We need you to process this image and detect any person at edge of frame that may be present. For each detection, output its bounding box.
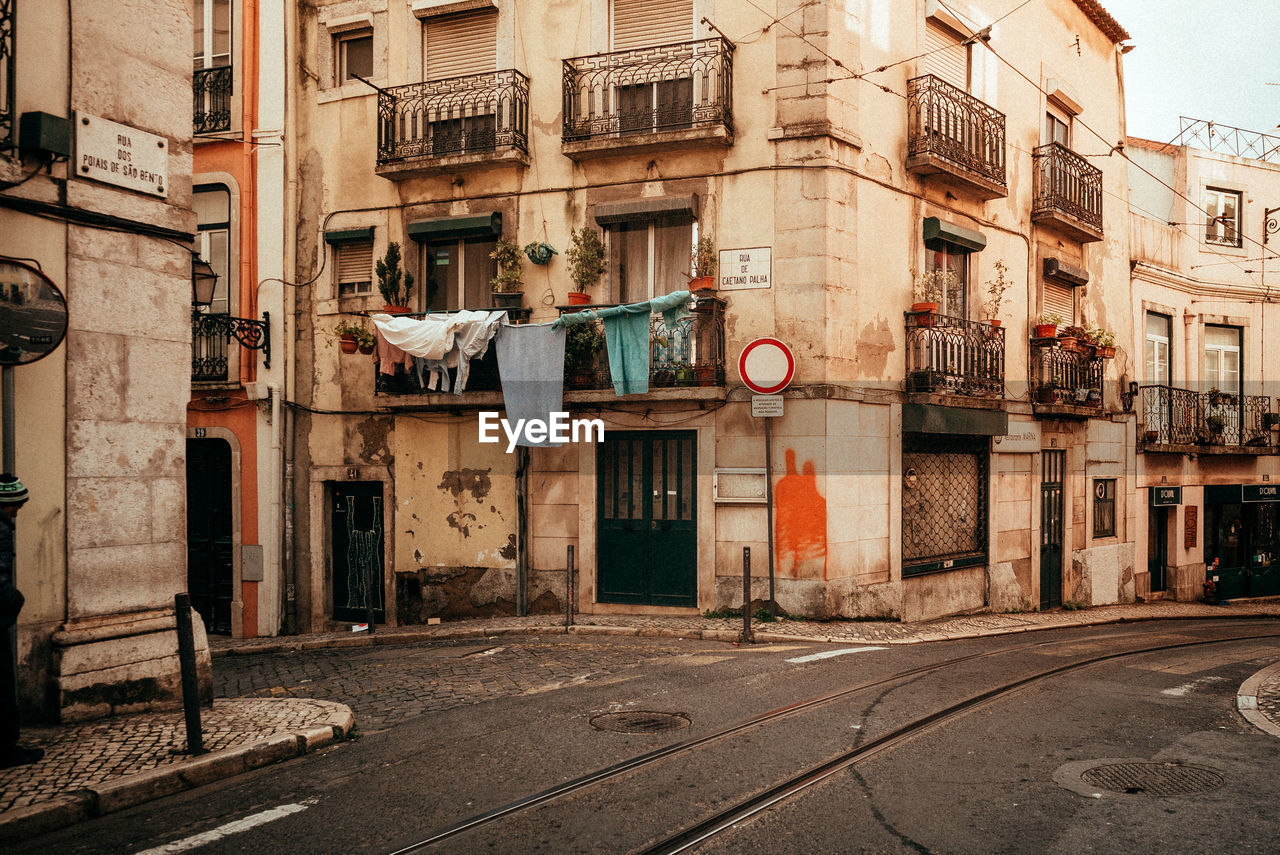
[0,473,43,768]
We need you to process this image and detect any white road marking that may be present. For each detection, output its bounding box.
[1161,675,1228,697]
[786,646,888,663]
[133,799,318,854]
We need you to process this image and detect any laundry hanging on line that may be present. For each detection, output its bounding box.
[552,290,692,396]
[371,310,507,394]
[494,322,567,447]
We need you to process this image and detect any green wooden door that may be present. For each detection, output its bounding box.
[598,432,696,607]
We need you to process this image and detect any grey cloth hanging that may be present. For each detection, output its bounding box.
[495,323,567,447]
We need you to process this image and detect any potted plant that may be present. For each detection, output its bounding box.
[1086,387,1102,405]
[690,234,717,291]
[376,242,414,312]
[523,241,557,265]
[673,362,697,386]
[911,268,953,317]
[1058,324,1087,354]
[1036,312,1063,339]
[564,322,604,387]
[489,238,525,309]
[1093,327,1116,358]
[332,319,375,355]
[1143,427,1160,443]
[566,227,607,306]
[1205,413,1226,441]
[984,259,1009,328]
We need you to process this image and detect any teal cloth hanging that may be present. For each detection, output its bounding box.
[553,291,692,395]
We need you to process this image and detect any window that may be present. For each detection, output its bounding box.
[336,30,373,83]
[922,19,969,91]
[421,239,496,311]
[424,10,496,80]
[1204,187,1242,247]
[1203,325,1241,393]
[193,0,231,70]
[194,185,231,314]
[611,0,694,135]
[1093,478,1116,538]
[926,243,968,318]
[606,219,693,304]
[1144,313,1171,385]
[336,239,373,297]
[1045,109,1070,147]
[902,434,989,575]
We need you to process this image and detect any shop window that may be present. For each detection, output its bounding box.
[422,238,496,311]
[1092,478,1116,538]
[902,433,989,575]
[1204,187,1242,248]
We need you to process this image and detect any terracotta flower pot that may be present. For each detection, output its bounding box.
[358,342,375,355]
[689,275,716,292]
[382,305,411,314]
[567,291,591,306]
[339,334,358,354]
[1035,324,1058,338]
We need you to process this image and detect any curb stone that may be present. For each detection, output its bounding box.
[1237,660,1280,738]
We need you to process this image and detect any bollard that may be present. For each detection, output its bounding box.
[174,593,205,755]
[739,547,754,644]
[566,544,575,627]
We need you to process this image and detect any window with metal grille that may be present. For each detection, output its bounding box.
[1093,478,1116,538]
[902,433,988,575]
[336,239,373,297]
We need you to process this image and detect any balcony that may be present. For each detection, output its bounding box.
[375,70,530,179]
[371,296,726,406]
[905,75,1007,200]
[1031,340,1104,418]
[904,312,1005,400]
[192,311,270,383]
[1032,142,1103,243]
[193,66,233,135]
[561,37,733,160]
[1139,385,1275,453]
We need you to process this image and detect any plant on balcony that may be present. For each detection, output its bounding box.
[523,241,558,265]
[911,268,954,314]
[673,362,697,386]
[984,260,1010,326]
[1092,327,1116,358]
[1057,324,1088,354]
[690,234,718,291]
[376,242,414,312]
[564,322,604,387]
[566,227,607,306]
[489,238,525,308]
[332,319,375,355]
[1036,311,1064,339]
[1205,413,1226,439]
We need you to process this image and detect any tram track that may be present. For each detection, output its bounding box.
[391,622,1280,854]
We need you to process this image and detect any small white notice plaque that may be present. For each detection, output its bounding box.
[75,113,169,197]
[719,247,771,291]
[751,395,784,418]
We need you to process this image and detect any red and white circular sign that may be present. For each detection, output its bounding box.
[738,338,794,394]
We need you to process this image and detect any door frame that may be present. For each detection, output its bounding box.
[575,423,715,614]
[186,427,243,636]
[309,466,396,631]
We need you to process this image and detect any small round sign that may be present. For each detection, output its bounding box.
[0,259,68,366]
[738,337,794,395]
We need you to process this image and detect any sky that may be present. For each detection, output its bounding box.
[1100,0,1278,145]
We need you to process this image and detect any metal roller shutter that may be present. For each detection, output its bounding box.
[1042,281,1075,324]
[923,20,968,91]
[425,11,498,81]
[337,240,374,290]
[612,0,694,51]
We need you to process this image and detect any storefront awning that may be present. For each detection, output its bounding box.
[902,403,1007,436]
[407,212,502,242]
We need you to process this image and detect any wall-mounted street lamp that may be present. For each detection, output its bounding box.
[190,256,271,369]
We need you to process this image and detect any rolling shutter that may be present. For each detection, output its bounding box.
[1042,281,1074,325]
[611,0,694,51]
[337,240,374,293]
[425,11,498,81]
[923,20,968,91]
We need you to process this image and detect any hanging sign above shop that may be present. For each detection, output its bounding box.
[1150,486,1182,506]
[0,260,69,365]
[1244,484,1279,503]
[75,112,169,197]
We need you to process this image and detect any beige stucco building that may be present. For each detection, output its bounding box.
[1,0,208,721]
[286,0,1138,632]
[1128,124,1280,604]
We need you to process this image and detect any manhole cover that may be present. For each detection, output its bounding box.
[1080,762,1224,796]
[589,711,691,733]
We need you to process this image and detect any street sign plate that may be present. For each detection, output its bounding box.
[751,395,784,418]
[739,338,794,394]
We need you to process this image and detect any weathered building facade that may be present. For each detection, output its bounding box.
[1,0,207,721]
[285,0,1137,632]
[1128,123,1280,604]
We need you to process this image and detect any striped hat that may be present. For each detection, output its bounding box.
[0,474,28,504]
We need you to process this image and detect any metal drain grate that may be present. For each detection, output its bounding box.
[1081,763,1224,796]
[589,711,691,733]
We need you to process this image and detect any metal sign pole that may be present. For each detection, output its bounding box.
[2,365,13,472]
[764,414,776,620]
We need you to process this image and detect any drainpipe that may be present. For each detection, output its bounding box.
[280,0,298,635]
[515,445,529,616]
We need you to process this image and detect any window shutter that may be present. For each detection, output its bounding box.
[337,240,374,289]
[611,0,694,51]
[923,20,968,91]
[1042,281,1074,324]
[425,11,498,81]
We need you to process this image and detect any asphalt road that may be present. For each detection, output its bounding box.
[8,620,1280,854]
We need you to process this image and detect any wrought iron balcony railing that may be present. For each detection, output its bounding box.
[193,65,233,134]
[904,312,1005,398]
[1032,344,1104,408]
[906,74,1006,193]
[377,70,529,165]
[192,311,269,382]
[1032,142,1103,237]
[562,37,733,142]
[1139,385,1273,448]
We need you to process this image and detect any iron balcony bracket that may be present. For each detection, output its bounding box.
[193,310,271,369]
